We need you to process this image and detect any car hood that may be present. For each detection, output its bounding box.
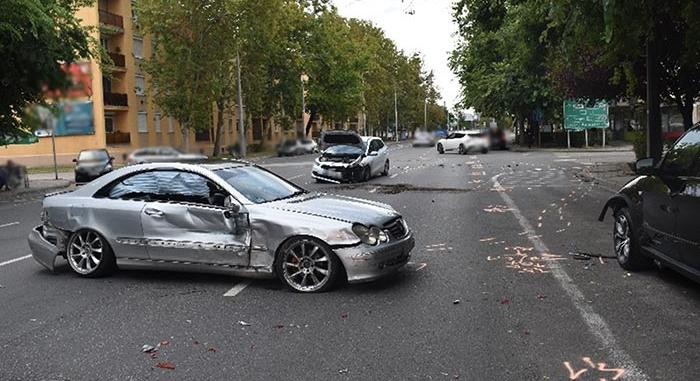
[320,131,363,150]
[264,193,398,225]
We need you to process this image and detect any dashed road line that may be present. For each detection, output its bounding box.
[491,173,649,381]
[224,279,253,297]
[0,221,20,228]
[0,254,32,267]
[390,174,399,179]
[288,174,304,180]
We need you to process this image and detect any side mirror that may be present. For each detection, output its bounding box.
[72,158,77,163]
[109,156,115,162]
[635,157,656,176]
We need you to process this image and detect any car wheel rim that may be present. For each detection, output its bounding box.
[68,231,103,275]
[614,214,631,263]
[282,240,331,292]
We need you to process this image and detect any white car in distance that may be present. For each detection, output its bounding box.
[436,130,489,155]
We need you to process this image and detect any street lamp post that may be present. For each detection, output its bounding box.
[300,73,309,138]
[394,88,398,142]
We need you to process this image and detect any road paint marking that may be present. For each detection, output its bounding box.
[223,279,253,297]
[491,173,649,381]
[288,174,304,180]
[390,174,399,179]
[0,221,20,228]
[0,254,32,267]
[369,187,378,193]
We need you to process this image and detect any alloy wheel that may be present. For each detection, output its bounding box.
[68,231,104,275]
[281,240,332,292]
[614,214,631,263]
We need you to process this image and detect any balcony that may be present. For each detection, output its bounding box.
[103,92,128,108]
[106,131,131,145]
[108,52,126,69]
[99,10,124,33]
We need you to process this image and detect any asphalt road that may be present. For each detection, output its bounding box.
[0,145,698,381]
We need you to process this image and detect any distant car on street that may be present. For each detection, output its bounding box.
[28,162,414,293]
[487,127,514,150]
[436,130,489,155]
[412,130,436,147]
[599,125,700,282]
[312,131,390,183]
[73,149,114,183]
[126,146,207,165]
[277,138,318,156]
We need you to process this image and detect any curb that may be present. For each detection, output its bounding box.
[0,180,73,203]
[512,147,633,153]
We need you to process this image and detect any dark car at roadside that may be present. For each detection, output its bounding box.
[599,125,700,282]
[73,149,114,183]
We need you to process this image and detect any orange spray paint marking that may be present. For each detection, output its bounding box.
[563,357,625,380]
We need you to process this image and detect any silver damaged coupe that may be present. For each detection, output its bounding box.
[28,162,414,292]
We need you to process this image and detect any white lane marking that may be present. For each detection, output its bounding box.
[0,254,32,267]
[288,174,304,180]
[390,174,399,179]
[0,221,20,228]
[491,174,649,381]
[261,162,310,168]
[224,279,253,297]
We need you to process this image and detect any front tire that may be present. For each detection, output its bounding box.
[437,144,444,154]
[458,144,466,155]
[276,237,341,293]
[66,229,116,277]
[382,160,390,176]
[613,208,652,271]
[481,146,489,154]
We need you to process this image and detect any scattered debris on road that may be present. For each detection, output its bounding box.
[338,368,349,374]
[155,362,176,370]
[237,320,252,326]
[453,299,461,305]
[142,344,157,353]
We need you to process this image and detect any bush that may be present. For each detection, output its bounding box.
[632,130,646,160]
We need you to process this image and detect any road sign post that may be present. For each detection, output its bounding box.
[563,100,609,148]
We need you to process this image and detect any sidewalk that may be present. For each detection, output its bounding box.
[576,161,636,191]
[512,144,633,153]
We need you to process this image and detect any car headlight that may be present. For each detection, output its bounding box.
[352,224,388,245]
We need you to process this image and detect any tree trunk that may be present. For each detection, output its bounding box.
[678,93,695,131]
[304,109,317,137]
[212,100,225,158]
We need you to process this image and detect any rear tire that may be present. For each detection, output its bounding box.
[382,160,390,176]
[613,208,653,271]
[481,147,489,154]
[437,144,444,154]
[66,229,116,278]
[458,144,466,155]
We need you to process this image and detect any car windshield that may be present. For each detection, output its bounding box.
[323,145,364,156]
[78,150,108,162]
[213,166,303,204]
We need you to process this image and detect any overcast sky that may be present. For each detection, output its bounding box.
[333,0,461,110]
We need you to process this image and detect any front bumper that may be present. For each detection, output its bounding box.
[28,226,62,272]
[335,230,415,283]
[311,163,363,183]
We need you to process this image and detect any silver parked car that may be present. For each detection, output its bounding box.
[126,146,208,165]
[312,131,390,183]
[28,162,414,292]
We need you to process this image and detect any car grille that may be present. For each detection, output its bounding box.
[384,218,407,240]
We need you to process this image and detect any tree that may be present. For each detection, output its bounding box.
[0,0,96,139]
[137,0,237,151]
[450,0,561,142]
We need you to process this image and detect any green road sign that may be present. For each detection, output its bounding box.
[564,100,609,131]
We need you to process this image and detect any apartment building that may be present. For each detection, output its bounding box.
[0,0,299,167]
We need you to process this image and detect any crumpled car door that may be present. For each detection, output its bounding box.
[140,202,251,266]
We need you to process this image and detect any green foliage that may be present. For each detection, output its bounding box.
[450,0,561,125]
[0,0,96,138]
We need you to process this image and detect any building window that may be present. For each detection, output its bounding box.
[105,115,115,133]
[133,37,143,58]
[138,112,148,133]
[135,75,145,95]
[154,113,161,133]
[168,117,174,134]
